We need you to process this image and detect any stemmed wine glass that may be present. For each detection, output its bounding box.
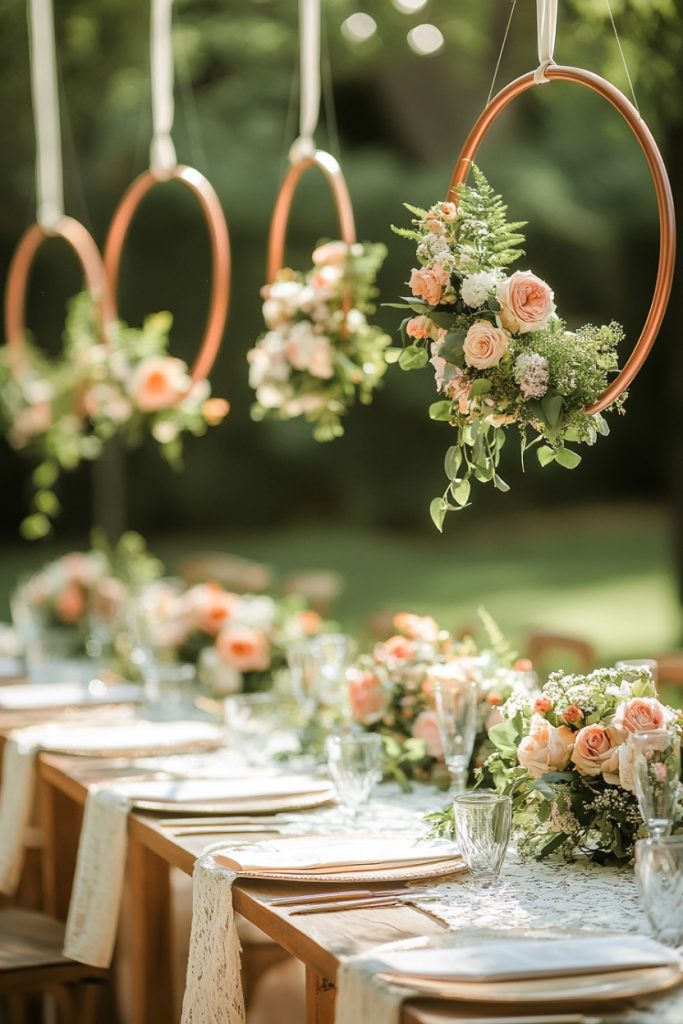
[432,669,479,794]
[627,728,680,838]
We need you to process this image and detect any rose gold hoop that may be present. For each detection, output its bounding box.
[104,165,231,383]
[267,150,356,283]
[4,216,112,352]
[449,66,676,415]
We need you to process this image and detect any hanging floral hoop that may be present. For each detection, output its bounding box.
[4,215,112,351]
[449,65,676,415]
[266,149,356,284]
[104,164,231,383]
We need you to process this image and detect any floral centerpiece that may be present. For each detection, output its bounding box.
[389,166,625,529]
[349,610,538,788]
[0,293,229,538]
[128,579,329,697]
[428,665,683,863]
[248,240,390,441]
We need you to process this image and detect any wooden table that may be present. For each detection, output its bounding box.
[34,750,510,1024]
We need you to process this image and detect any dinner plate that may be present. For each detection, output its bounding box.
[137,790,336,814]
[378,963,683,1004]
[0,681,142,711]
[122,776,336,814]
[38,720,224,758]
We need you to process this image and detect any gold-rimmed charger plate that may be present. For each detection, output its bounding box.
[378,963,683,1004]
[139,791,336,814]
[38,720,224,758]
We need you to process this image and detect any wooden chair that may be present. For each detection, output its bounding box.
[526,629,596,677]
[177,552,273,594]
[0,908,107,1023]
[656,654,683,690]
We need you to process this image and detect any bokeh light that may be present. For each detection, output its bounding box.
[393,0,429,13]
[341,13,378,43]
[407,23,444,55]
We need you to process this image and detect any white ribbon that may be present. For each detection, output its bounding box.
[149,0,177,172]
[534,0,558,85]
[289,0,321,164]
[27,0,64,229]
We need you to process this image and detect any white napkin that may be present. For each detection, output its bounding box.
[215,836,460,875]
[336,955,410,1024]
[0,681,141,711]
[180,848,245,1024]
[63,787,131,967]
[125,775,332,806]
[0,733,39,893]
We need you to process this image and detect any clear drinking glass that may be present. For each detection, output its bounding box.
[308,633,356,708]
[144,662,196,719]
[627,728,680,838]
[286,639,319,721]
[615,659,659,685]
[635,837,683,946]
[453,792,512,886]
[325,732,384,821]
[433,674,479,794]
[224,692,287,766]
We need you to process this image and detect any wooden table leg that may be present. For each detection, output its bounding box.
[126,838,174,1024]
[305,966,336,1024]
[38,775,83,920]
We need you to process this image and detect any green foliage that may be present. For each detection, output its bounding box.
[451,164,527,272]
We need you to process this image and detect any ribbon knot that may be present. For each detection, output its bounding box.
[535,0,558,85]
[291,0,321,165]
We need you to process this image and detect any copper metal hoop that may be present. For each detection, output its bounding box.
[104,165,231,383]
[267,150,356,283]
[4,216,112,352]
[449,66,676,415]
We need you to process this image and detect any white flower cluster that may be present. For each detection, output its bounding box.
[514,352,550,399]
[460,270,500,309]
[542,666,650,715]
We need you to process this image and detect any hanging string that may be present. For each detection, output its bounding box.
[289,0,321,163]
[149,0,178,172]
[175,33,208,171]
[321,10,340,160]
[604,0,640,114]
[486,0,518,106]
[27,0,64,229]
[534,0,558,85]
[55,58,94,232]
[280,55,300,171]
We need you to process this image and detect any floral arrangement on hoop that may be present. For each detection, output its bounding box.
[248,241,390,441]
[0,293,229,539]
[349,609,538,788]
[389,166,625,530]
[129,578,330,697]
[428,666,683,864]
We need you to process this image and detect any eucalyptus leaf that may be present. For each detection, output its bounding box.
[451,478,470,506]
[429,497,447,532]
[398,345,429,370]
[541,394,564,428]
[555,447,582,470]
[469,378,492,398]
[537,445,556,467]
[429,400,453,421]
[444,445,462,478]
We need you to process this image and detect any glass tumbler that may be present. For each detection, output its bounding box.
[453,792,512,886]
[325,732,384,821]
[635,837,683,946]
[433,674,479,794]
[627,728,680,838]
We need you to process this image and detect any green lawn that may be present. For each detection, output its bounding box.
[2,501,680,671]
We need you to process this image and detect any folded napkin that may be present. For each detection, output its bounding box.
[0,681,141,711]
[376,934,681,983]
[215,836,460,875]
[0,733,40,893]
[337,955,410,1024]
[125,775,332,806]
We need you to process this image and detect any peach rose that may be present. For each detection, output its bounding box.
[562,704,584,724]
[310,264,343,291]
[409,265,450,306]
[497,271,556,335]
[187,584,239,636]
[348,671,388,725]
[393,612,439,642]
[534,696,553,715]
[55,582,87,624]
[312,241,349,266]
[571,724,619,778]
[406,315,437,341]
[10,401,53,447]
[129,356,190,412]
[378,635,416,662]
[613,697,668,737]
[297,610,323,635]
[517,716,574,779]
[412,710,444,758]
[463,321,509,370]
[202,398,230,425]
[216,626,270,672]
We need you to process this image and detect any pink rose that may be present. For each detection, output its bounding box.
[571,724,619,778]
[216,626,271,672]
[517,716,574,778]
[412,710,444,758]
[376,635,416,662]
[186,583,240,636]
[613,697,668,738]
[348,670,388,725]
[129,356,190,412]
[392,612,439,642]
[497,271,556,335]
[463,321,509,370]
[55,582,87,625]
[406,315,437,341]
[409,265,450,306]
[312,241,349,266]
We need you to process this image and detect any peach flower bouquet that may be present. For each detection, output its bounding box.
[389,166,625,530]
[431,665,683,863]
[0,293,229,538]
[248,241,390,441]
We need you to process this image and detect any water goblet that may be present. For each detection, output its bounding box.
[224,692,288,766]
[453,791,512,886]
[144,662,196,720]
[635,837,683,946]
[432,669,479,794]
[325,732,383,823]
[286,639,319,722]
[308,633,356,709]
[627,728,680,838]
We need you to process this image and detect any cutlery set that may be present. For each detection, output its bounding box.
[267,885,445,915]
